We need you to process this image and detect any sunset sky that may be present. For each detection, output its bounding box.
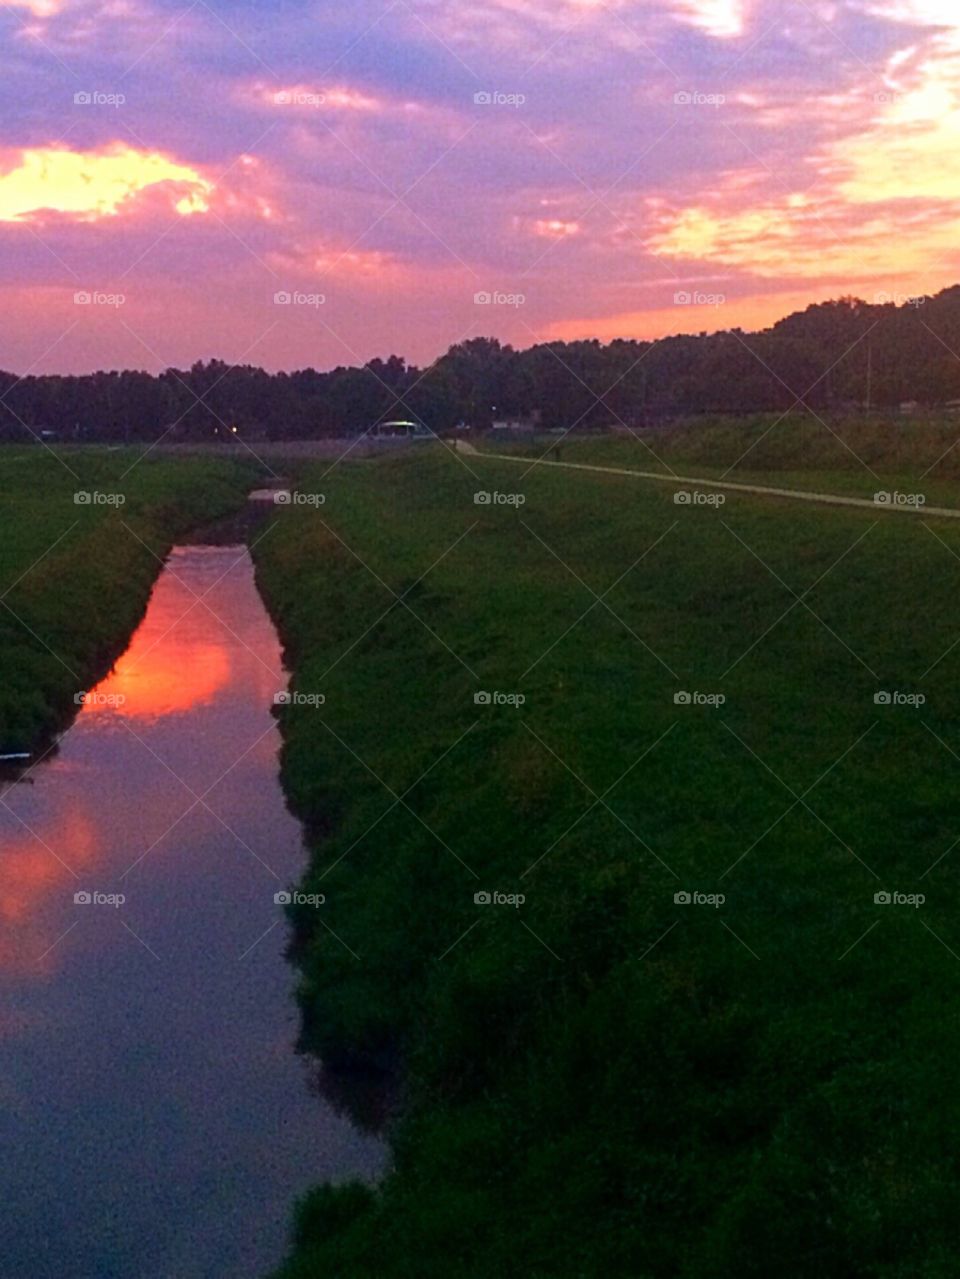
[1,0,959,372]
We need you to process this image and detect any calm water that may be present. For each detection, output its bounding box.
[0,546,383,1279]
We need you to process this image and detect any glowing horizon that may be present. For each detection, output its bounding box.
[0,0,958,373]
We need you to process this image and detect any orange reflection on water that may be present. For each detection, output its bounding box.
[0,548,279,976]
[81,565,237,722]
[82,638,232,721]
[0,808,99,973]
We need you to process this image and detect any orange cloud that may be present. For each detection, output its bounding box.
[0,145,212,223]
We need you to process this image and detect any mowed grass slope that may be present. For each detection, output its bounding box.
[257,447,960,1277]
[0,449,255,753]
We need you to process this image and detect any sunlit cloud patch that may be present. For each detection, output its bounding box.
[0,145,212,222]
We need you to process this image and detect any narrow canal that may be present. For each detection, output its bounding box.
[0,544,384,1278]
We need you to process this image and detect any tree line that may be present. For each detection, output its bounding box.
[3,288,960,442]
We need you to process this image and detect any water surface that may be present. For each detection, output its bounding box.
[0,545,382,1279]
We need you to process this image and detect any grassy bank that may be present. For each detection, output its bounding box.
[0,448,255,754]
[488,412,960,507]
[256,444,960,1277]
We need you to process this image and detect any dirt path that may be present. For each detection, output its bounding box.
[454,440,960,519]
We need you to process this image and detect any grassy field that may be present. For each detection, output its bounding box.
[0,447,255,754]
[486,413,960,508]
[254,440,960,1277]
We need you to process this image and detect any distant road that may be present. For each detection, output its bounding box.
[454,440,960,520]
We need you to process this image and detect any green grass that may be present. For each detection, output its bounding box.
[485,413,960,507]
[255,443,960,1277]
[0,447,256,753]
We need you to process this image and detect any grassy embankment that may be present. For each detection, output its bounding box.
[0,448,255,754]
[256,436,960,1277]
[489,412,960,507]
